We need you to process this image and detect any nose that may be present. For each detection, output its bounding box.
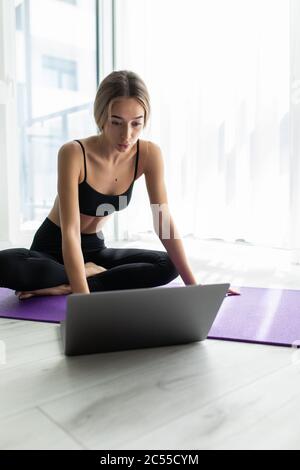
[121,132,131,142]
[121,123,132,140]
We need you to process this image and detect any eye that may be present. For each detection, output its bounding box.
[112,121,142,127]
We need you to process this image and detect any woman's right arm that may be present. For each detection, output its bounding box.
[57,142,90,294]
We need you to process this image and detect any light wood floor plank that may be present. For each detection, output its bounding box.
[39,341,293,450]
[0,407,83,450]
[116,356,300,450]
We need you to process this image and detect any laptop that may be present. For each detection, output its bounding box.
[60,282,230,356]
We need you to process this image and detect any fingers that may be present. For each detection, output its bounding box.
[227,288,240,296]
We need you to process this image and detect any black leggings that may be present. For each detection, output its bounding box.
[0,217,179,293]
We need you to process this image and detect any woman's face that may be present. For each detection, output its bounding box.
[103,97,145,151]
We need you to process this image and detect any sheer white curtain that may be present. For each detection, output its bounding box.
[114,0,290,251]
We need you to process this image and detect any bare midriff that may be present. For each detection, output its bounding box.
[47,195,112,234]
[46,136,146,235]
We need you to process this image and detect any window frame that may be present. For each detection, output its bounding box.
[0,0,116,247]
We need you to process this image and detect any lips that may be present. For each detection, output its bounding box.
[118,143,129,149]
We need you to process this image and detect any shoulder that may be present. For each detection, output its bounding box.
[142,140,168,204]
[58,140,82,156]
[57,140,83,178]
[142,140,164,176]
[59,140,84,155]
[57,140,84,163]
[142,139,162,155]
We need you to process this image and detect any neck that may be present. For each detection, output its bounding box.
[97,134,119,163]
[98,133,132,163]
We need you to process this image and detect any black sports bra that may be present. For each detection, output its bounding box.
[75,139,139,217]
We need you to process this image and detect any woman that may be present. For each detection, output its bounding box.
[0,70,202,300]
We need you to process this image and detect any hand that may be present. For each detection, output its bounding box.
[227,287,240,296]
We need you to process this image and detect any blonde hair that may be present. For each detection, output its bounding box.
[94,70,151,133]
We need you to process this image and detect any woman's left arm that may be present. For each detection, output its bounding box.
[158,220,198,285]
[144,141,198,286]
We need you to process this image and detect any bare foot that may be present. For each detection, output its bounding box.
[16,284,72,300]
[15,263,107,300]
[84,262,107,278]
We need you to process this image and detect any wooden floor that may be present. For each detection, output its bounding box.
[1,237,300,450]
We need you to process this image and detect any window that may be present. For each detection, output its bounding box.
[15,4,23,31]
[58,0,77,5]
[15,0,97,227]
[42,55,78,91]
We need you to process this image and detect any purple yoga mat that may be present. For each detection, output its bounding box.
[0,288,68,323]
[207,286,300,347]
[1,284,300,348]
[0,280,184,324]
